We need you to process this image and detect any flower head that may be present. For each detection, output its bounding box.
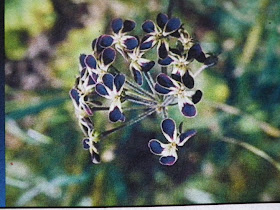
[127,47,155,85]
[154,73,202,117]
[98,19,138,58]
[95,73,126,122]
[83,47,116,79]
[148,118,196,165]
[141,13,181,59]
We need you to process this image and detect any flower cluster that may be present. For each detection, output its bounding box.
[70,13,217,165]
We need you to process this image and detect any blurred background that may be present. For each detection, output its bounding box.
[5,0,280,207]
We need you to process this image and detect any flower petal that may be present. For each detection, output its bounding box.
[158,41,168,59]
[181,102,197,118]
[80,68,87,79]
[95,83,110,97]
[178,129,197,146]
[140,40,154,50]
[140,35,155,50]
[102,73,114,91]
[161,118,177,142]
[122,20,136,33]
[132,67,143,85]
[81,102,93,116]
[80,117,94,136]
[99,35,114,48]
[164,17,181,34]
[82,138,90,150]
[148,139,166,155]
[69,88,80,106]
[87,74,97,87]
[111,18,123,34]
[192,90,203,104]
[159,155,177,166]
[101,47,116,66]
[155,84,172,95]
[204,55,218,67]
[114,74,125,92]
[156,13,168,29]
[123,36,138,50]
[171,73,182,83]
[85,55,97,69]
[142,20,156,33]
[92,36,105,54]
[158,56,173,66]
[90,72,98,84]
[109,106,125,122]
[187,43,206,63]
[182,71,194,89]
[157,73,177,88]
[140,60,155,72]
[79,54,86,68]
[91,153,101,164]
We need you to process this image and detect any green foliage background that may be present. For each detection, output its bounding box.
[5,0,280,207]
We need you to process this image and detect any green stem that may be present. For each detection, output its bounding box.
[100,108,156,138]
[125,94,157,106]
[125,79,156,100]
[161,66,167,74]
[219,136,280,172]
[167,0,175,17]
[203,100,280,138]
[143,71,156,96]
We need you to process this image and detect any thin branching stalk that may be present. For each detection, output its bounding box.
[193,65,208,78]
[143,71,157,96]
[162,95,176,107]
[100,108,156,138]
[125,79,156,100]
[92,106,150,112]
[122,106,151,111]
[125,95,157,107]
[161,66,167,74]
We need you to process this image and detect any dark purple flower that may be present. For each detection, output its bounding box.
[154,73,202,118]
[95,73,126,122]
[148,118,196,165]
[141,13,181,59]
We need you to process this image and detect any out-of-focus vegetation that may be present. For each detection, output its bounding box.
[5,0,280,207]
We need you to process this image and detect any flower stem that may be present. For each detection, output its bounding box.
[125,79,156,100]
[193,65,208,78]
[219,136,280,172]
[167,0,175,17]
[125,94,157,106]
[143,71,157,96]
[161,66,167,74]
[100,108,156,138]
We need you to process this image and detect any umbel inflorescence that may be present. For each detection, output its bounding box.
[70,13,218,166]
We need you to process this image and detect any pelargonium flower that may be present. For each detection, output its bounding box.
[98,19,138,58]
[154,73,202,118]
[127,47,155,85]
[95,73,126,122]
[148,118,196,165]
[140,13,181,59]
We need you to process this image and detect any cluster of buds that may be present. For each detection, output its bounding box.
[70,13,217,166]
